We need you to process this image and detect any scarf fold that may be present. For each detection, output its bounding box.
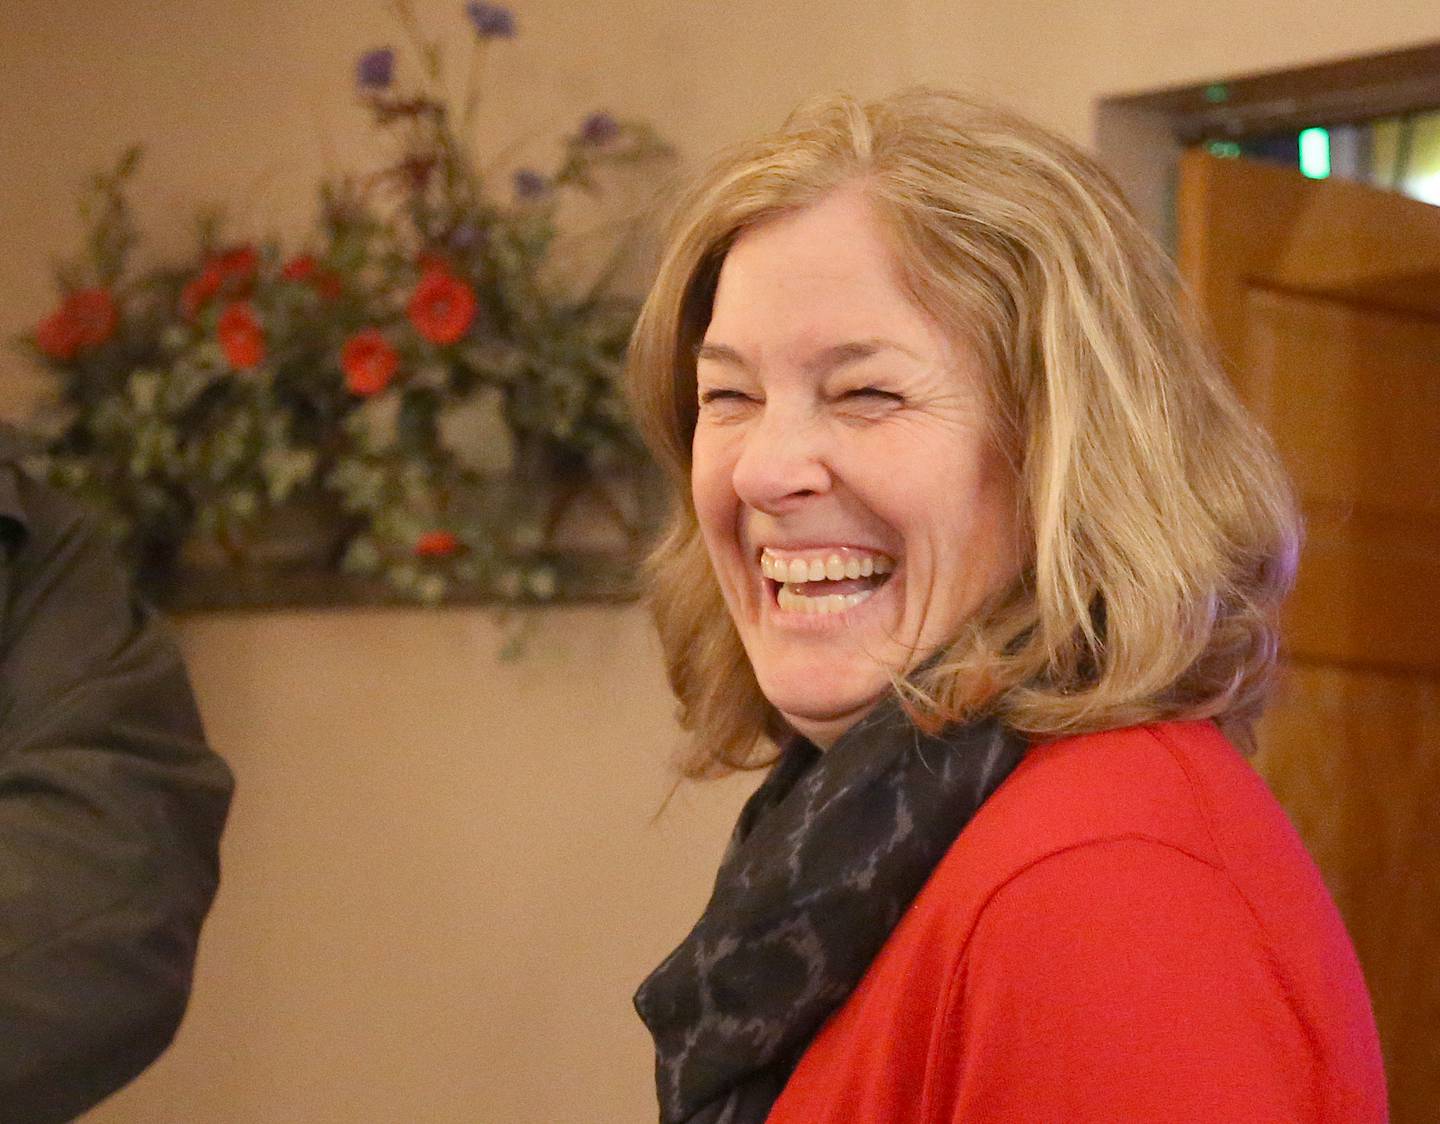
[634,699,1028,1124]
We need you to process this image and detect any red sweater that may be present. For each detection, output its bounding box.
[765,721,1386,1123]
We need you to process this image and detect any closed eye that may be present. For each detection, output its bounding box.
[698,388,757,405]
[840,387,903,403]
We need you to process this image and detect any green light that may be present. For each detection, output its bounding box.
[1299,127,1330,179]
[1204,83,1229,104]
[1206,140,1242,158]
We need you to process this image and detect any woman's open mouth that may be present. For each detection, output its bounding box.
[759,547,895,617]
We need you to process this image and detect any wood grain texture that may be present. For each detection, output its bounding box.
[1257,666,1440,1124]
[1181,149,1440,1121]
[1242,287,1440,673]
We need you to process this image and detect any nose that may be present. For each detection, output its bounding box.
[729,401,833,514]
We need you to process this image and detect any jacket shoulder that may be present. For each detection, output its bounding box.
[917,722,1260,933]
[976,721,1239,864]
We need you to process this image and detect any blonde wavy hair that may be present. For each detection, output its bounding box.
[626,88,1300,778]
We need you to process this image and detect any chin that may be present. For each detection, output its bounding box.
[757,661,890,748]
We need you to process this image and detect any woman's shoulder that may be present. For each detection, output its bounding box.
[908,720,1387,1121]
[919,720,1377,1059]
[917,719,1340,960]
[958,719,1292,876]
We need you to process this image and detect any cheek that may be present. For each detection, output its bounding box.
[937,457,1020,591]
[972,445,1021,556]
[690,431,739,548]
[899,445,1019,590]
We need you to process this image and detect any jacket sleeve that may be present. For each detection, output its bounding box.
[0,476,233,1124]
[946,838,1313,1123]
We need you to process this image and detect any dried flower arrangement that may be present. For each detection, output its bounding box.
[19,1,671,607]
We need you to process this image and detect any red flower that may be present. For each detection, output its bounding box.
[408,268,476,345]
[218,302,265,370]
[283,254,344,300]
[341,328,399,396]
[213,245,259,284]
[35,310,82,361]
[182,245,258,319]
[66,288,119,348]
[281,254,317,282]
[313,270,344,300]
[35,287,118,360]
[181,265,223,319]
[414,530,462,558]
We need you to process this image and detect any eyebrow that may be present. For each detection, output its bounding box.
[694,337,920,375]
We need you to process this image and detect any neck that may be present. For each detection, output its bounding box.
[784,698,883,750]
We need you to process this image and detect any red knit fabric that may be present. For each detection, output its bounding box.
[765,722,1387,1123]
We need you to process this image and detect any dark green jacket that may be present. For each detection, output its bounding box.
[0,431,233,1123]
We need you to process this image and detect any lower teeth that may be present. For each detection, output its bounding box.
[776,584,875,615]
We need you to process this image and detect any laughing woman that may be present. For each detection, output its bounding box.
[628,90,1386,1124]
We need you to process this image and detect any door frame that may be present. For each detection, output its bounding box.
[1095,41,1440,252]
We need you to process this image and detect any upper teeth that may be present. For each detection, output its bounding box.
[759,549,895,584]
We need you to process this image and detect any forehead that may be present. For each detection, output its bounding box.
[705,188,946,361]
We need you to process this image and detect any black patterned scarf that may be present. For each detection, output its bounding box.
[633,698,1028,1124]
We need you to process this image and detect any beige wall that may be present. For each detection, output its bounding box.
[85,606,758,1123]
[0,1,1434,1122]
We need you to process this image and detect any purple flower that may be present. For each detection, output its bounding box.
[579,111,620,146]
[357,47,395,91]
[512,169,548,200]
[449,221,485,250]
[465,2,516,38]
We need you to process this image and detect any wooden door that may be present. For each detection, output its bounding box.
[1179,149,1440,1123]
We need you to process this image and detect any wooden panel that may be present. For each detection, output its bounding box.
[1240,288,1440,672]
[1257,664,1440,1124]
[1287,504,1440,673]
[1180,150,1440,292]
[1241,288,1440,510]
[1182,149,1440,1121]
[1178,150,1440,397]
